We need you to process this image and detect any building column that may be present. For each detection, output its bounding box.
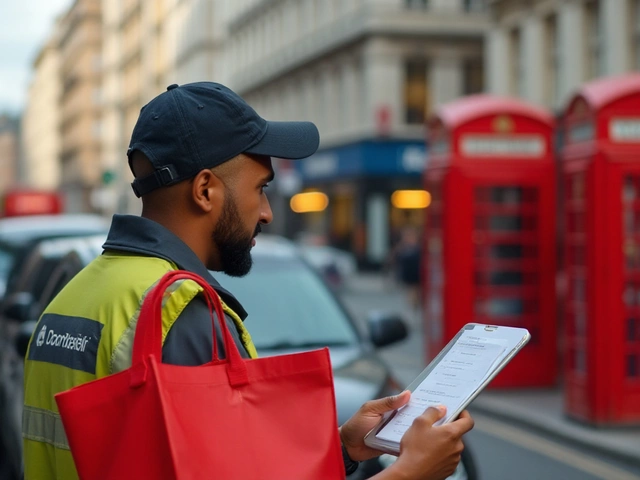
[522,15,545,105]
[429,51,463,112]
[602,0,628,74]
[343,60,358,133]
[486,28,509,95]
[363,39,403,134]
[558,1,586,106]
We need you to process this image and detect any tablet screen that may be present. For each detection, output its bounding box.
[375,325,525,443]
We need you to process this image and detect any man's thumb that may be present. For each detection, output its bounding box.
[420,405,447,425]
[368,390,411,414]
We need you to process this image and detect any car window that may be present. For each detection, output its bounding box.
[0,245,15,293]
[216,256,359,350]
[12,253,63,304]
[38,255,85,313]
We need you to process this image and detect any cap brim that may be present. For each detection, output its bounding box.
[244,121,319,159]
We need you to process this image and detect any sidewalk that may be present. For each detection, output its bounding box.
[470,389,640,469]
[345,272,640,469]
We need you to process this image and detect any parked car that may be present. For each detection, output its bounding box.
[0,214,110,300]
[9,234,476,479]
[297,243,359,288]
[0,216,109,480]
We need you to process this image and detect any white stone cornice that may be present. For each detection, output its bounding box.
[230,5,488,94]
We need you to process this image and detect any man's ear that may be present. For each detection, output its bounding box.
[191,169,224,213]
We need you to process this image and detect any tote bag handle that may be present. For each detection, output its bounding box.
[131,270,249,387]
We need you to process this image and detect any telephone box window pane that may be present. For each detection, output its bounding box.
[490,244,523,259]
[489,215,522,231]
[489,270,523,285]
[573,278,585,302]
[624,210,635,234]
[490,187,523,204]
[627,317,639,341]
[573,245,586,266]
[575,310,587,335]
[624,242,640,269]
[623,176,638,203]
[627,354,639,378]
[486,298,523,316]
[623,284,639,306]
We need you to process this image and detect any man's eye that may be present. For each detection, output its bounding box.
[261,183,270,192]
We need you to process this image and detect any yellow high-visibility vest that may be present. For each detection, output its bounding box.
[22,251,256,480]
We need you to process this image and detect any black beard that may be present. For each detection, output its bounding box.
[213,192,260,277]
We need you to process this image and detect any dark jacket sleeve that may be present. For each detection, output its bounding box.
[162,293,250,366]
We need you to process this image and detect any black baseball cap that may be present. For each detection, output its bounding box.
[127,82,320,197]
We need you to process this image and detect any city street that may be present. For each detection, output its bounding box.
[339,273,640,480]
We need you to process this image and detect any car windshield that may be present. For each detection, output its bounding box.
[216,255,359,350]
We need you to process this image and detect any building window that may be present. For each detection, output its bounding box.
[463,0,484,12]
[544,14,560,107]
[404,59,428,124]
[406,0,429,10]
[585,0,604,78]
[463,60,484,95]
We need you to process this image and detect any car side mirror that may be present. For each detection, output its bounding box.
[367,312,408,348]
[2,291,36,323]
[15,320,38,358]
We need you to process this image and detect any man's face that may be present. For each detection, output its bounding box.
[212,154,274,276]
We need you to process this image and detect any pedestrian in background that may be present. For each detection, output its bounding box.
[387,226,423,316]
[22,82,472,480]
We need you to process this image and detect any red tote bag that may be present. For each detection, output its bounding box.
[55,270,345,480]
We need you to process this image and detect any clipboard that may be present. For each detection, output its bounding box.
[364,323,530,455]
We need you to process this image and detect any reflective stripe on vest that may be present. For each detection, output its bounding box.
[221,298,258,359]
[22,405,69,450]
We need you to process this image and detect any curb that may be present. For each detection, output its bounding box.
[469,400,640,470]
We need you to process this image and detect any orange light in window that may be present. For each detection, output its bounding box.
[290,192,329,213]
[391,190,431,209]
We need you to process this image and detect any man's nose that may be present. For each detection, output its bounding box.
[260,197,273,224]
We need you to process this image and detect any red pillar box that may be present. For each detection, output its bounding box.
[562,73,640,425]
[421,95,557,387]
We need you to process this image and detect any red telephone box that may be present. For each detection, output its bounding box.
[422,95,557,387]
[562,73,640,425]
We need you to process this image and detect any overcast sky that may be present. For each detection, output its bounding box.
[0,1,72,115]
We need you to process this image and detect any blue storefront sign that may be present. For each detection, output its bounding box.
[296,139,428,182]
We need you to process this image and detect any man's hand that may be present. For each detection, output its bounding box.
[381,407,475,480]
[339,390,411,461]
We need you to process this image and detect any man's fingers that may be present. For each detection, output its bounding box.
[450,411,475,434]
[415,405,447,427]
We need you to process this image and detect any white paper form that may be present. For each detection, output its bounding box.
[376,330,508,443]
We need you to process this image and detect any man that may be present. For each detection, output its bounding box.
[23,82,473,479]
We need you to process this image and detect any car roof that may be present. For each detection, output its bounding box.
[36,234,106,258]
[251,234,300,259]
[0,214,109,246]
[24,232,299,271]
